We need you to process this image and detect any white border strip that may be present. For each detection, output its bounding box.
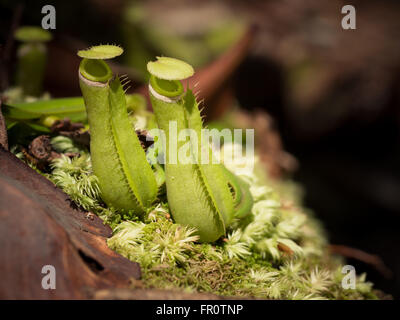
[149,84,183,103]
[78,71,109,87]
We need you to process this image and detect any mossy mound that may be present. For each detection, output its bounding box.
[35,135,376,300]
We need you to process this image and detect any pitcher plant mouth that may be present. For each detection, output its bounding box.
[79,58,113,83]
[149,74,184,99]
[148,83,184,103]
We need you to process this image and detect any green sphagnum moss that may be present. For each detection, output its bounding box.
[42,135,376,300]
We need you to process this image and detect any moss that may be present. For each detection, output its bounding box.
[40,135,377,300]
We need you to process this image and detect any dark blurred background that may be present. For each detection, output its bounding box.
[1,0,399,298]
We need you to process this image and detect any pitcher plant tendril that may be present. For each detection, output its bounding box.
[78,45,158,214]
[147,56,253,242]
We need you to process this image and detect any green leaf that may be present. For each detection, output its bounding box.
[147,56,194,80]
[5,120,18,130]
[3,97,87,122]
[13,97,84,114]
[25,122,51,133]
[2,104,39,120]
